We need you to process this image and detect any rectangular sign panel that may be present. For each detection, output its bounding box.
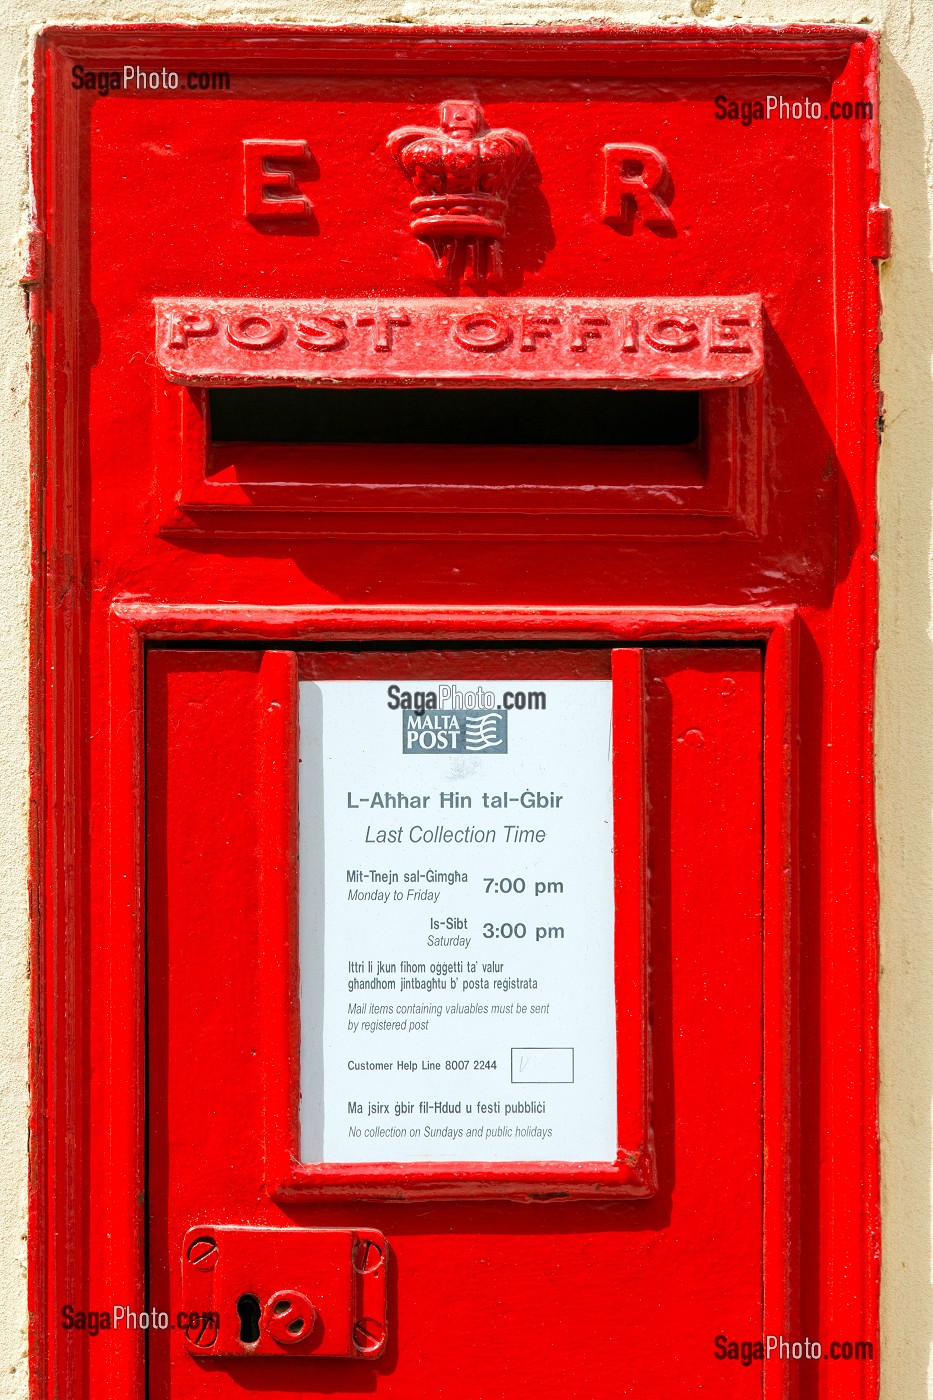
[156,295,763,389]
[298,677,617,1163]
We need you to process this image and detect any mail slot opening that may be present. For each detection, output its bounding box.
[207,387,701,448]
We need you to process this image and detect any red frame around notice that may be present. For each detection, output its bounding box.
[257,645,652,1200]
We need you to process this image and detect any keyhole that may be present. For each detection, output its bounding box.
[237,1293,261,1345]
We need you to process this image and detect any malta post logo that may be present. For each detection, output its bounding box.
[402,709,508,755]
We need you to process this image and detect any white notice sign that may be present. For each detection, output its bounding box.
[298,677,617,1163]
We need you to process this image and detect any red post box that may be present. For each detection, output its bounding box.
[32,25,883,1397]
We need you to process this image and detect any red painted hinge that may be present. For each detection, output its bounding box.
[868,204,892,262]
[19,223,45,287]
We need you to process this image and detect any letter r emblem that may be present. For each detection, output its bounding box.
[601,143,675,234]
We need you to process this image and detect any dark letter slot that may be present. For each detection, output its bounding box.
[208,387,700,449]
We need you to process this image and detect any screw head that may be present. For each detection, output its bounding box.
[185,1313,219,1349]
[352,1238,385,1274]
[353,1316,387,1357]
[186,1236,219,1272]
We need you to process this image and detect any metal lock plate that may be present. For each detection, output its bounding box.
[181,1226,387,1359]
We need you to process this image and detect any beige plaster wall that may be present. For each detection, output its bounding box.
[0,0,923,1393]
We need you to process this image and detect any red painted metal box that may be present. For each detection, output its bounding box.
[32,25,882,1399]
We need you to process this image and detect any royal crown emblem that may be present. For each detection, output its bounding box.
[387,100,532,291]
